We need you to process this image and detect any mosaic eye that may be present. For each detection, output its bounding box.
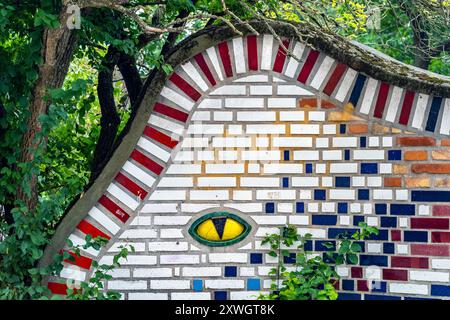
[189,212,251,247]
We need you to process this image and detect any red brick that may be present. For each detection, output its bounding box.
[351,267,363,278]
[412,164,450,174]
[357,280,369,292]
[404,150,427,161]
[431,232,450,243]
[348,124,368,134]
[434,205,450,216]
[397,137,436,146]
[384,177,402,187]
[382,268,408,281]
[391,230,401,241]
[410,218,449,230]
[411,244,450,256]
[441,139,450,146]
[299,98,317,108]
[321,99,337,109]
[391,256,429,269]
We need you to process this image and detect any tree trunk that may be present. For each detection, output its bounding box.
[17,7,77,212]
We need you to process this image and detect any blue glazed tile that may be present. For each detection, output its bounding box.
[348,74,367,106]
[361,163,378,174]
[282,177,289,188]
[388,150,402,161]
[404,231,428,242]
[344,149,350,160]
[193,279,203,292]
[353,215,365,226]
[338,202,348,214]
[425,96,443,132]
[335,177,350,188]
[365,294,400,300]
[342,280,354,291]
[283,252,296,264]
[381,217,397,228]
[340,124,346,134]
[250,253,262,264]
[412,191,450,202]
[431,285,450,297]
[371,281,387,293]
[265,202,275,214]
[404,296,435,300]
[360,137,367,148]
[312,215,337,226]
[383,243,395,254]
[337,293,361,300]
[314,189,326,200]
[224,266,237,277]
[305,163,313,173]
[214,291,228,300]
[358,189,369,200]
[359,255,388,267]
[247,279,261,290]
[353,241,366,252]
[315,240,336,251]
[304,240,313,251]
[296,202,305,214]
[328,228,358,238]
[375,203,387,215]
[367,229,389,241]
[283,150,290,161]
[390,204,415,215]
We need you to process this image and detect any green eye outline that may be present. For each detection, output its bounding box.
[188,212,252,247]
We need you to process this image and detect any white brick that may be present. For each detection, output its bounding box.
[389,283,428,295]
[150,280,190,290]
[160,255,199,264]
[172,292,211,300]
[292,177,319,187]
[332,137,358,147]
[279,111,305,121]
[323,124,336,134]
[250,85,273,95]
[290,124,320,134]
[120,229,157,239]
[225,98,264,108]
[198,177,236,187]
[297,228,326,238]
[263,164,303,174]
[379,163,392,174]
[212,137,251,148]
[206,163,244,174]
[315,138,329,148]
[336,266,349,277]
[246,124,285,134]
[410,270,449,282]
[198,98,222,109]
[234,75,268,82]
[277,85,313,96]
[141,203,178,213]
[209,253,247,263]
[240,268,255,277]
[330,163,358,173]
[289,216,309,225]
[397,244,408,255]
[133,268,172,278]
[431,259,450,270]
[232,190,253,201]
[158,177,193,188]
[182,267,222,277]
[122,161,156,188]
[329,190,355,200]
[308,111,325,121]
[149,190,186,201]
[148,115,184,136]
[129,292,168,300]
[284,42,306,77]
[256,190,296,200]
[210,85,246,95]
[88,207,120,235]
[225,203,262,213]
[241,177,279,187]
[272,137,312,148]
[108,280,147,290]
[181,61,208,91]
[107,183,140,210]
[137,137,171,162]
[237,111,276,122]
[190,190,229,200]
[260,34,274,70]
[268,98,296,108]
[334,68,357,102]
[373,189,393,200]
[160,86,194,111]
[119,255,157,266]
[418,205,431,216]
[68,234,99,257]
[256,137,269,147]
[153,216,191,226]
[229,291,261,300]
[181,137,209,148]
[160,228,184,238]
[148,242,188,251]
[205,280,245,289]
[340,216,350,226]
[367,243,382,253]
[187,124,224,135]
[251,216,287,225]
[108,268,130,278]
[166,164,201,175]
[173,151,194,162]
[278,203,293,213]
[181,203,218,212]
[60,267,86,282]
[322,150,342,160]
[213,111,233,121]
[310,56,335,89]
[353,150,385,160]
[241,150,280,161]
[196,151,215,161]
[367,177,382,187]
[293,150,319,160]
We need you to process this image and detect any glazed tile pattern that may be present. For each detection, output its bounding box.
[47,34,450,300]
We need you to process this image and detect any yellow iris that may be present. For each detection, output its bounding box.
[196,217,245,242]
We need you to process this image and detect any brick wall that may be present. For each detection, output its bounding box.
[46,34,450,300]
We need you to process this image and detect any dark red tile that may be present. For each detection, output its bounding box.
[143,126,178,149]
[130,149,163,175]
[411,244,450,256]
[169,73,201,101]
[194,53,216,86]
[411,218,449,230]
[391,230,402,241]
[98,195,129,223]
[115,172,148,200]
[62,250,93,270]
[297,49,320,84]
[76,219,111,239]
[218,41,233,78]
[272,39,290,73]
[247,35,258,71]
[373,82,390,118]
[153,102,189,122]
[398,91,415,125]
[434,205,450,216]
[351,267,363,278]
[357,280,369,292]
[432,232,450,243]
[323,63,346,96]
[382,268,408,281]
[391,256,429,269]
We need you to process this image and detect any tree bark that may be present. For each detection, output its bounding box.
[17,7,77,212]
